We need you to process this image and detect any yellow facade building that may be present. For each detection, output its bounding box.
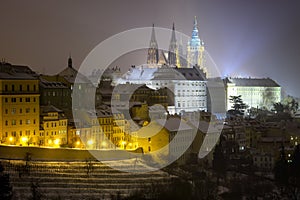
[40,105,68,147]
[0,63,40,146]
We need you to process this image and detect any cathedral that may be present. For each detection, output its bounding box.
[118,17,208,114]
[146,16,207,76]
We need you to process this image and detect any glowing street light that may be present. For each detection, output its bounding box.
[87,140,93,145]
[21,137,28,143]
[121,141,127,149]
[54,139,60,146]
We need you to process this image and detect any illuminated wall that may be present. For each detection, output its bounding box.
[225,78,281,111]
[0,79,40,146]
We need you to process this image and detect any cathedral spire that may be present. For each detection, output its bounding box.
[150,24,157,44]
[187,16,206,73]
[147,24,159,65]
[192,16,199,40]
[170,23,176,44]
[68,54,73,68]
[168,23,179,66]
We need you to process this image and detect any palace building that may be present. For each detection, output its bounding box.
[224,77,281,110]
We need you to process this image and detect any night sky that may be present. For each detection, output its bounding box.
[1,0,300,97]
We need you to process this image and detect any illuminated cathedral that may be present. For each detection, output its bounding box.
[146,16,207,76]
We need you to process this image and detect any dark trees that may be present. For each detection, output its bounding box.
[0,162,12,200]
[228,95,248,116]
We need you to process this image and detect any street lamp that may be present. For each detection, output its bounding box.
[9,137,14,145]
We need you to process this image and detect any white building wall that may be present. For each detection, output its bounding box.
[226,84,281,111]
[118,79,207,114]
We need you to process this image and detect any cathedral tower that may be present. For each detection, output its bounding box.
[187,16,205,72]
[168,23,180,67]
[147,24,159,65]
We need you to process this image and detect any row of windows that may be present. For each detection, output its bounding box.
[4,97,37,103]
[177,100,206,108]
[145,81,206,87]
[4,84,37,92]
[43,91,69,97]
[45,130,67,136]
[5,108,36,114]
[254,157,273,162]
[5,119,36,126]
[4,130,36,137]
[177,82,206,87]
[45,121,67,128]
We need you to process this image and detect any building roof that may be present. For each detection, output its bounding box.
[41,105,63,113]
[175,66,206,81]
[225,77,280,87]
[120,65,206,82]
[39,78,68,89]
[113,83,145,94]
[58,66,91,84]
[156,117,193,132]
[0,62,37,80]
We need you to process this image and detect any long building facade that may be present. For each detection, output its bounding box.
[224,77,281,111]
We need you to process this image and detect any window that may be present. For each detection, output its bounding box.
[33,119,36,124]
[5,109,8,114]
[27,85,30,91]
[12,131,16,137]
[11,108,16,114]
[19,98,22,102]
[20,131,22,136]
[19,85,22,91]
[12,85,15,91]
[26,108,30,113]
[4,85,8,91]
[25,98,30,102]
[33,85,36,91]
[11,98,17,102]
[148,138,151,143]
[12,120,16,125]
[20,109,22,113]
[26,119,30,124]
[5,98,8,103]
[148,146,151,152]
[20,120,22,125]
[5,121,8,126]
[33,97,36,102]
[33,108,36,113]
